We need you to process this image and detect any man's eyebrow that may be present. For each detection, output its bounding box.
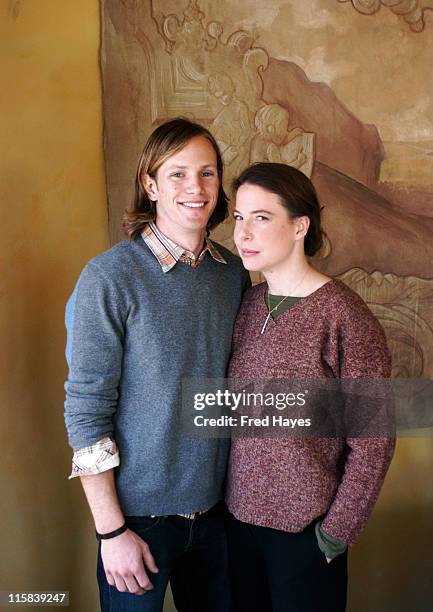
[165,163,217,170]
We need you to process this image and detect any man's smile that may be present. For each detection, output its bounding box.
[179,201,207,208]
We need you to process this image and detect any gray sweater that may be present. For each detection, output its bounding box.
[64,236,249,515]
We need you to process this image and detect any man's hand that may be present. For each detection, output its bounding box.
[101,529,159,595]
[79,471,159,594]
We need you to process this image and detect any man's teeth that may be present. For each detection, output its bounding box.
[180,202,206,208]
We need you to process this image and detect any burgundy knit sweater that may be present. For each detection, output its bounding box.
[226,279,395,545]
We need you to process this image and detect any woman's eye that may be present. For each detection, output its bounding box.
[233,214,242,221]
[201,171,215,177]
[256,215,268,221]
[171,172,184,178]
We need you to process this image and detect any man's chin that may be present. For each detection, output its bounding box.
[184,220,211,232]
[178,209,213,229]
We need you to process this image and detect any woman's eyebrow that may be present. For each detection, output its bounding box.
[234,209,274,215]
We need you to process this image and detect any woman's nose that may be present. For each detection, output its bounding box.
[238,223,252,241]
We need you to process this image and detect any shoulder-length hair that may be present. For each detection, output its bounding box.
[123,118,229,239]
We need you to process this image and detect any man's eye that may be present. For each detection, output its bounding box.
[171,172,184,178]
[201,171,215,177]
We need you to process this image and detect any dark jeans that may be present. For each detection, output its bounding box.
[97,502,230,612]
[227,513,347,612]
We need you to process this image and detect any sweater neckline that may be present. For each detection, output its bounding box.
[259,278,337,327]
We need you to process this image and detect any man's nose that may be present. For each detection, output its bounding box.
[185,174,205,194]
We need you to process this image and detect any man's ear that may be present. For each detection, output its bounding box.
[142,174,158,201]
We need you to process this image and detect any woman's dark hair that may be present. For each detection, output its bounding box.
[123,117,229,239]
[232,163,324,257]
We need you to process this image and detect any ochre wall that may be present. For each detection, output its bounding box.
[0,1,107,610]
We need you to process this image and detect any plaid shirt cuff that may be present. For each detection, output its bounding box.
[70,438,211,518]
[69,437,120,479]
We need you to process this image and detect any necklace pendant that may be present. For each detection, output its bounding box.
[260,312,272,335]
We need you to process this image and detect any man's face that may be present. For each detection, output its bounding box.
[143,136,220,241]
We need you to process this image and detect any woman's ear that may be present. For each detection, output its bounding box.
[142,174,158,202]
[295,216,310,240]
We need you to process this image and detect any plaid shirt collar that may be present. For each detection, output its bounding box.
[141,221,227,273]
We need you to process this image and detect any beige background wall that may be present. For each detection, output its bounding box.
[1,1,107,610]
[0,1,432,611]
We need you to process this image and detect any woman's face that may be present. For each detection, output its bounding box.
[233,183,306,274]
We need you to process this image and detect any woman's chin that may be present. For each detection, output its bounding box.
[240,258,263,273]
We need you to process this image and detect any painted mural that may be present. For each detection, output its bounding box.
[100,0,433,381]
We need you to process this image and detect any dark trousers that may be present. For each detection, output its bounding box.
[97,503,230,612]
[226,513,347,612]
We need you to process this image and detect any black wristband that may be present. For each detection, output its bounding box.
[96,523,127,541]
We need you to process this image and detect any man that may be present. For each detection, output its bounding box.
[64,118,250,611]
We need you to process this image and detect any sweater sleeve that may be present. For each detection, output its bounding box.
[64,262,126,451]
[320,299,395,545]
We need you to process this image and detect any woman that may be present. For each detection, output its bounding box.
[226,163,395,612]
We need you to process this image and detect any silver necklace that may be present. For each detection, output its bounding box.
[260,271,308,335]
